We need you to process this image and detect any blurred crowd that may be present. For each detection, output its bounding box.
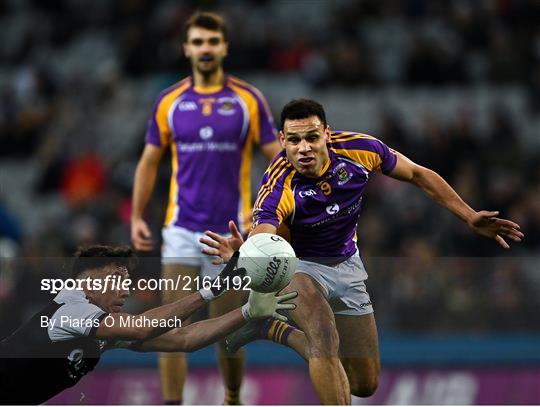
[0,0,539,340]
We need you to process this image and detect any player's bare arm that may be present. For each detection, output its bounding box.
[95,250,255,341]
[389,152,524,248]
[95,290,206,341]
[134,291,297,352]
[131,144,165,251]
[261,140,282,161]
[200,221,277,264]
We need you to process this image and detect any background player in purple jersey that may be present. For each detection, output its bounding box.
[130,11,281,405]
[200,98,524,404]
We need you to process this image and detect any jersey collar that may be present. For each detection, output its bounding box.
[191,74,227,94]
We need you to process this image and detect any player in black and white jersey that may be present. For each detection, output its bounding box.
[0,245,295,404]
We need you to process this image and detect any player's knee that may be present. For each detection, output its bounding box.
[307,323,339,356]
[350,375,378,398]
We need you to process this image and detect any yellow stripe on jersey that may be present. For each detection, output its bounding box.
[275,171,295,224]
[164,142,179,226]
[331,148,383,172]
[254,158,287,207]
[330,132,378,143]
[228,82,260,231]
[320,156,331,175]
[239,133,254,233]
[254,159,290,209]
[264,156,287,176]
[229,76,274,145]
[155,80,191,147]
[330,131,357,139]
[254,157,288,207]
[228,78,264,144]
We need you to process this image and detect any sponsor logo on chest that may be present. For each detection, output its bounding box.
[299,189,317,198]
[178,101,198,111]
[326,203,340,215]
[199,126,214,140]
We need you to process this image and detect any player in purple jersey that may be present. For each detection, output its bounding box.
[130,11,281,405]
[200,99,524,404]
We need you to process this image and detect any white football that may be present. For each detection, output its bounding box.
[238,233,297,293]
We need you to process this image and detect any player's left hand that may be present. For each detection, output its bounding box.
[468,211,524,249]
[241,290,298,322]
[198,251,246,301]
[200,220,245,264]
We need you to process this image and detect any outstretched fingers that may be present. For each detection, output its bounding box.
[200,236,220,250]
[272,312,289,322]
[229,220,242,239]
[276,291,298,302]
[204,230,227,244]
[494,218,522,230]
[499,227,524,242]
[495,234,510,249]
[276,303,297,311]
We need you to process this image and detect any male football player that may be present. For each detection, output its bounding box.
[131,11,281,405]
[201,99,523,404]
[0,245,295,404]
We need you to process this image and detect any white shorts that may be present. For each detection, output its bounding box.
[161,225,223,278]
[295,251,373,316]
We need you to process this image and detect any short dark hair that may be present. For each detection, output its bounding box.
[280,98,327,130]
[71,245,137,278]
[184,11,227,42]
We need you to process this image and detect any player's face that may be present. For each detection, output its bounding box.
[280,116,330,178]
[184,27,228,76]
[85,265,131,313]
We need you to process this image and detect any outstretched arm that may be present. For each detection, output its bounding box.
[135,291,297,352]
[389,152,524,248]
[136,309,246,352]
[96,260,245,341]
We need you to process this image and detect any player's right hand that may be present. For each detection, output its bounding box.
[200,220,244,265]
[131,218,153,251]
[467,210,524,249]
[241,290,297,322]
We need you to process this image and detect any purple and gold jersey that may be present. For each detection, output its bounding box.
[145,75,277,234]
[253,132,397,263]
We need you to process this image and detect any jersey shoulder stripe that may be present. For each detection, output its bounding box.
[254,158,293,209]
[330,131,378,143]
[329,131,395,172]
[154,79,191,147]
[329,131,386,152]
[228,75,272,110]
[228,75,264,97]
[158,76,191,99]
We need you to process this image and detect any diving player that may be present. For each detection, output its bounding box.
[0,245,296,404]
[130,11,281,405]
[200,99,524,404]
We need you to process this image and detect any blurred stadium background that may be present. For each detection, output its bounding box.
[0,0,539,404]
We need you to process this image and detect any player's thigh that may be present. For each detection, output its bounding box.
[161,263,200,304]
[335,313,380,396]
[282,273,339,356]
